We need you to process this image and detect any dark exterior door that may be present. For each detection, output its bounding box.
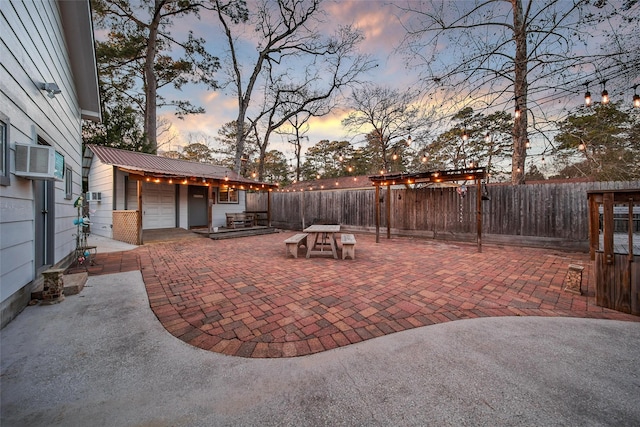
[188,185,208,228]
[34,179,54,274]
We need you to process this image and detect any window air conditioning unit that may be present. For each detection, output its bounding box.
[14,143,58,180]
[85,191,102,202]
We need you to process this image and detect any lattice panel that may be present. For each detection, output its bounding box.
[112,210,141,245]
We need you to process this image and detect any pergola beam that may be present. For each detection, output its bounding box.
[370,167,487,252]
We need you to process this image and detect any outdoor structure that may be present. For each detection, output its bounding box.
[369,167,488,251]
[83,145,278,244]
[587,189,639,315]
[0,0,101,327]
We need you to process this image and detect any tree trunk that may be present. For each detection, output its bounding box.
[511,0,528,184]
[144,0,162,154]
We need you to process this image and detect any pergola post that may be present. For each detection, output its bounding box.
[386,183,391,239]
[375,184,380,243]
[476,178,482,253]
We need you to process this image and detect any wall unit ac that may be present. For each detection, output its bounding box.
[14,143,58,180]
[86,191,102,202]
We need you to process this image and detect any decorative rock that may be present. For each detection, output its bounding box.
[563,264,584,295]
[41,268,65,304]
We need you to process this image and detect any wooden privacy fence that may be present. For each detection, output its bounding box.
[247,180,640,250]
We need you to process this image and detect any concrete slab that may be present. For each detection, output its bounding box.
[2,270,639,426]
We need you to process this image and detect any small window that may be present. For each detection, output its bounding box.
[0,114,9,186]
[65,165,73,199]
[218,187,239,204]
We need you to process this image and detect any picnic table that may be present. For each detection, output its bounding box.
[303,224,340,259]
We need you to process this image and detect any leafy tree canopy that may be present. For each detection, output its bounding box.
[553,101,639,181]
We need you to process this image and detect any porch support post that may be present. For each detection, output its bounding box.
[208,184,213,233]
[137,180,143,245]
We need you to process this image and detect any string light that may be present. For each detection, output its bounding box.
[484,133,490,143]
[578,142,585,151]
[601,80,609,104]
[633,85,640,108]
[525,139,531,149]
[584,87,592,106]
[514,105,521,119]
[462,131,468,141]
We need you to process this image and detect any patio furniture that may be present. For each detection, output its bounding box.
[303,224,340,259]
[226,212,255,228]
[341,234,356,260]
[284,233,309,258]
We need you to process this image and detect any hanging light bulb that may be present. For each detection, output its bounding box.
[392,152,398,161]
[485,133,490,143]
[525,139,531,149]
[541,156,546,164]
[421,152,428,163]
[634,93,640,108]
[600,80,609,104]
[338,153,344,162]
[462,131,468,141]
[407,135,412,145]
[578,142,585,151]
[584,90,592,106]
[514,105,521,119]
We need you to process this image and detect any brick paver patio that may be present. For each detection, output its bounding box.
[86,232,638,358]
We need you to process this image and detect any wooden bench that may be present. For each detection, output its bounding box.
[341,233,356,260]
[225,212,255,228]
[284,233,309,258]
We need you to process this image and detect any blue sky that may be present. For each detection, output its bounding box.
[109,0,638,171]
[156,0,417,157]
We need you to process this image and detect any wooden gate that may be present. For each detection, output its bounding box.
[588,189,640,315]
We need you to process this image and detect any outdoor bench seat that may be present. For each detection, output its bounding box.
[284,233,309,258]
[341,233,356,260]
[226,212,255,228]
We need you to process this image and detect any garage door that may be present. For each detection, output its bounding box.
[142,183,176,229]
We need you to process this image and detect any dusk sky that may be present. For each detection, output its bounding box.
[113,0,638,169]
[157,0,416,158]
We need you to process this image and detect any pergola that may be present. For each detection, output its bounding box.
[369,167,488,252]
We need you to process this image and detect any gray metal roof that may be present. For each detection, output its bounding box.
[86,145,276,189]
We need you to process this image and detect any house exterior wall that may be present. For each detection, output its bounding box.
[212,188,247,227]
[0,1,93,327]
[87,154,115,238]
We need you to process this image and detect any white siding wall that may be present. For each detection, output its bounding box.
[1,1,85,309]
[86,156,114,238]
[178,185,189,229]
[212,189,247,227]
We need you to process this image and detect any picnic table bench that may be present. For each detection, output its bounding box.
[284,233,309,258]
[226,212,255,228]
[341,233,356,260]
